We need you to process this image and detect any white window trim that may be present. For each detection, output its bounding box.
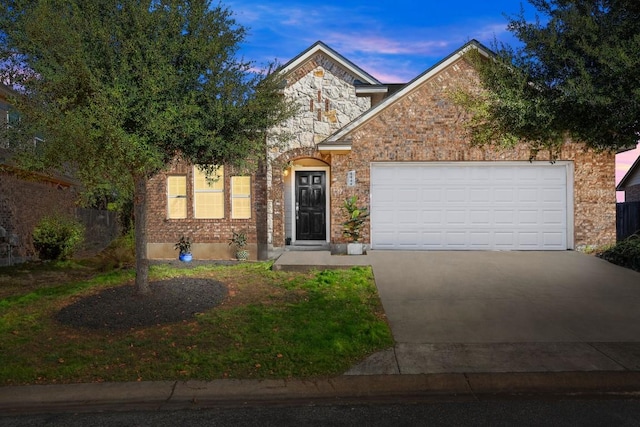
[231,176,252,219]
[193,165,224,219]
[167,175,187,219]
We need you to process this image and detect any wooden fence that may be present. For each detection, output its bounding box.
[617,201,640,241]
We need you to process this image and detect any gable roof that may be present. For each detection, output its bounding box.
[317,39,492,150]
[280,41,382,86]
[617,153,640,191]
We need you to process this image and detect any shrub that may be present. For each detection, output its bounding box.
[32,215,85,261]
[597,235,640,272]
[95,230,135,271]
[342,196,369,243]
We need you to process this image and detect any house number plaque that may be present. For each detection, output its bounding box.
[347,170,356,187]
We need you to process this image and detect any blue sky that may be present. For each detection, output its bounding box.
[225,0,639,195]
[226,0,538,83]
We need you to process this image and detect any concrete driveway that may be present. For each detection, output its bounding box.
[354,250,640,374]
[369,250,640,343]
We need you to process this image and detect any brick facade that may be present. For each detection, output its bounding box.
[0,169,77,264]
[145,41,617,258]
[146,158,266,260]
[324,56,615,248]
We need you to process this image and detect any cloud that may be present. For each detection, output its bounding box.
[226,1,521,81]
[326,33,450,56]
[350,56,418,83]
[227,1,375,31]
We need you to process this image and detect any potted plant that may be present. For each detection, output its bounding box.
[229,230,249,261]
[342,196,369,255]
[174,235,192,262]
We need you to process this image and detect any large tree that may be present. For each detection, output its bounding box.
[459,0,640,157]
[0,0,294,294]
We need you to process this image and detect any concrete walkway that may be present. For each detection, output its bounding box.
[3,250,640,414]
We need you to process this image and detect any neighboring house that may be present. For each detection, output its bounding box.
[146,40,616,260]
[0,83,78,265]
[617,154,640,202]
[616,151,640,240]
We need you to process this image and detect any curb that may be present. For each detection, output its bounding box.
[3,372,640,415]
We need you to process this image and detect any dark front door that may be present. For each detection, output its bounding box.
[296,171,326,241]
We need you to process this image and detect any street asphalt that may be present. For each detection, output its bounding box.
[2,250,640,414]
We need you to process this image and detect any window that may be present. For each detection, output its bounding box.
[231,176,251,219]
[194,165,224,218]
[167,176,187,219]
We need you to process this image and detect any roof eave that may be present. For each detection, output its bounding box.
[617,154,640,190]
[280,41,381,86]
[355,86,389,94]
[317,143,352,153]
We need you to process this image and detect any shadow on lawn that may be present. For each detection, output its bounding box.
[56,278,227,330]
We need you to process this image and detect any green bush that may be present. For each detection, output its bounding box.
[32,215,85,261]
[597,235,640,272]
[95,230,135,271]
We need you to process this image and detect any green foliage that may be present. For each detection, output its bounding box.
[228,230,248,248]
[0,0,296,292]
[597,235,640,272]
[451,51,565,160]
[342,196,369,242]
[32,215,84,261]
[174,236,192,255]
[94,231,135,271]
[457,1,640,154]
[0,0,296,179]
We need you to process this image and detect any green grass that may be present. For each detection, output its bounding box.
[0,262,393,384]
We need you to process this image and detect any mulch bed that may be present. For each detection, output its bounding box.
[56,277,227,330]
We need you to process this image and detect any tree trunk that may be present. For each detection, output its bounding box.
[134,175,150,295]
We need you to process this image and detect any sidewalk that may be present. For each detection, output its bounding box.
[272,250,371,271]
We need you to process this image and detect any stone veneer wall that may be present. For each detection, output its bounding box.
[266,53,373,247]
[274,52,371,153]
[326,57,616,248]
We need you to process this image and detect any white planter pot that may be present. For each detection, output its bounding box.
[347,243,364,255]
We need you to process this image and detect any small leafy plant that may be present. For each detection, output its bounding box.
[174,236,192,255]
[342,196,369,243]
[228,230,247,248]
[32,214,85,261]
[229,230,249,260]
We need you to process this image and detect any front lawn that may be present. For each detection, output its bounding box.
[0,262,393,385]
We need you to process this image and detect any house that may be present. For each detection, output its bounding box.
[616,151,640,240]
[617,154,640,202]
[146,40,616,259]
[0,83,78,265]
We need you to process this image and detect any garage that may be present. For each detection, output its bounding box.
[370,162,573,250]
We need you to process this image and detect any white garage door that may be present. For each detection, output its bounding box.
[370,162,573,250]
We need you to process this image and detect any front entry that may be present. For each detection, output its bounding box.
[295,171,326,241]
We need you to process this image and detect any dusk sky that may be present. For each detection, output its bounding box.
[226,0,639,198]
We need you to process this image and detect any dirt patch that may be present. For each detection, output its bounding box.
[0,264,98,299]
